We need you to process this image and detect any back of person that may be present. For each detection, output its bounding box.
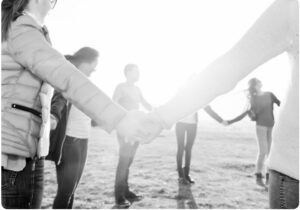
[252,92,276,127]
[179,113,198,124]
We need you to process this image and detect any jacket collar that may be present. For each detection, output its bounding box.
[22,11,44,27]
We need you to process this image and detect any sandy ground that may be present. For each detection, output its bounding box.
[42,121,269,209]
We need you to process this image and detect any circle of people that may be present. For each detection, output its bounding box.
[1,0,298,209]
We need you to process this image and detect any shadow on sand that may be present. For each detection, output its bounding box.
[176,182,198,209]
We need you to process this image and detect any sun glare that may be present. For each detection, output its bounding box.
[47,0,289,119]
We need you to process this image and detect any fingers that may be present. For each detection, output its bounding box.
[221,120,229,126]
[116,110,164,145]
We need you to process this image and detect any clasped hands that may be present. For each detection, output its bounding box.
[115,110,164,144]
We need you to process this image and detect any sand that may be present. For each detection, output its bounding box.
[42,120,268,209]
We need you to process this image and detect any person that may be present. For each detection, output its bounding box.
[223,78,280,187]
[1,0,149,208]
[112,64,152,208]
[176,106,226,185]
[144,0,298,208]
[47,48,99,209]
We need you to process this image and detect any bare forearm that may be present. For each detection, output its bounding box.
[155,0,291,128]
[204,106,223,123]
[228,111,249,125]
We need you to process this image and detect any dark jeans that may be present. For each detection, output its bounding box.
[175,122,197,177]
[1,157,44,209]
[269,169,299,209]
[53,136,88,209]
[115,136,139,202]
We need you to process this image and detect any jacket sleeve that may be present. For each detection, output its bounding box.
[155,0,294,128]
[7,17,126,132]
[51,91,67,122]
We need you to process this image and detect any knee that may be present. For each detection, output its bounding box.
[185,145,193,153]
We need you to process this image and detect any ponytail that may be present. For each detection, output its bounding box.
[2,0,29,42]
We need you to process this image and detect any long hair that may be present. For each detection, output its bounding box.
[66,47,99,67]
[247,77,261,111]
[2,0,29,42]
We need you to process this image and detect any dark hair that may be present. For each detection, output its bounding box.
[248,78,261,98]
[2,0,29,42]
[247,78,261,111]
[65,47,99,67]
[124,63,138,76]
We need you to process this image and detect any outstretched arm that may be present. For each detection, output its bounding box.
[203,106,224,123]
[154,0,294,129]
[227,110,249,125]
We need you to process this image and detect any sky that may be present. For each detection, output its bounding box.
[46,0,291,121]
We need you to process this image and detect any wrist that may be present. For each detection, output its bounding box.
[150,109,167,129]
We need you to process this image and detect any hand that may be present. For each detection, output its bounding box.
[221,120,229,126]
[50,114,58,130]
[115,110,164,144]
[138,111,164,144]
[115,110,149,143]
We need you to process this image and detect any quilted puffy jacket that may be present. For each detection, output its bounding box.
[2,14,126,158]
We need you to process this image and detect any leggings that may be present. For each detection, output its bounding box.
[53,136,88,209]
[255,125,273,174]
[175,122,197,174]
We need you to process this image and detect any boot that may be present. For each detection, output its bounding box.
[177,167,189,184]
[184,166,195,184]
[177,167,184,178]
[255,173,265,187]
[265,172,269,186]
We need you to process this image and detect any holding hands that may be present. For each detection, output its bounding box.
[221,120,230,126]
[115,110,164,144]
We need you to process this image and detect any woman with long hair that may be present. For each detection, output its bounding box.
[225,78,280,187]
[146,0,298,208]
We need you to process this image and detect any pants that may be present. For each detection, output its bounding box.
[269,169,299,209]
[175,122,197,177]
[1,157,44,209]
[115,136,139,202]
[53,136,88,209]
[255,125,273,174]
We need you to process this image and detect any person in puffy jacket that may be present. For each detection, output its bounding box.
[1,0,149,208]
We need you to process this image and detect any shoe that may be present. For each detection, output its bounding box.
[125,191,143,203]
[116,198,131,209]
[177,167,184,178]
[178,177,189,185]
[184,166,195,184]
[185,175,195,184]
[254,173,265,187]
